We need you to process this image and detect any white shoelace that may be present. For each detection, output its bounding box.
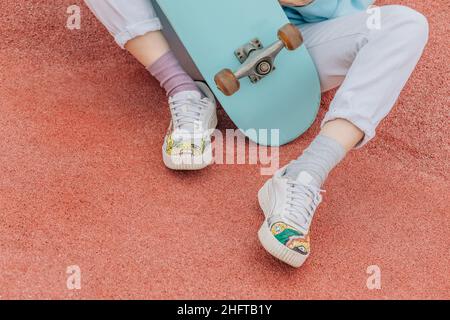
[170,96,210,132]
[285,180,325,232]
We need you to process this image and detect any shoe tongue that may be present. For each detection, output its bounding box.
[296,171,314,185]
[172,90,202,101]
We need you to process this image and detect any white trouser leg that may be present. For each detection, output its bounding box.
[84,0,162,48]
[301,5,429,147]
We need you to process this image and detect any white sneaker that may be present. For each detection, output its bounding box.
[163,82,218,170]
[258,167,324,267]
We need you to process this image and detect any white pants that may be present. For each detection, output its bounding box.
[85,1,429,147]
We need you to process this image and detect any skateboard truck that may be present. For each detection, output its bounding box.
[234,38,279,84]
[214,23,303,96]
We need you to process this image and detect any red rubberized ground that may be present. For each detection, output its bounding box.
[0,1,448,299]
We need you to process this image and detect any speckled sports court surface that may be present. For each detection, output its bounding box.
[0,0,448,299]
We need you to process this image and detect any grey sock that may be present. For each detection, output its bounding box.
[285,135,346,186]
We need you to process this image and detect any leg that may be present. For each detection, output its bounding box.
[84,0,218,169]
[258,6,429,268]
[321,119,363,152]
[126,31,170,67]
[287,5,429,179]
[84,0,163,56]
[306,5,429,149]
[84,0,197,95]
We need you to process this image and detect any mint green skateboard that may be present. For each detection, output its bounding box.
[155,0,321,146]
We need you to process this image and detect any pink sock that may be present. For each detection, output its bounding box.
[147,51,200,97]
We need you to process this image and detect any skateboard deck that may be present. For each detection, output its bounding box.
[155,0,321,146]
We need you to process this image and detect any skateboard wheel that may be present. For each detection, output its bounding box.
[214,69,240,96]
[278,23,303,51]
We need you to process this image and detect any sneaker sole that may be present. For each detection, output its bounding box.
[257,182,309,268]
[163,113,218,171]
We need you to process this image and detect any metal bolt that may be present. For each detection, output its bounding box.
[256,61,272,75]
